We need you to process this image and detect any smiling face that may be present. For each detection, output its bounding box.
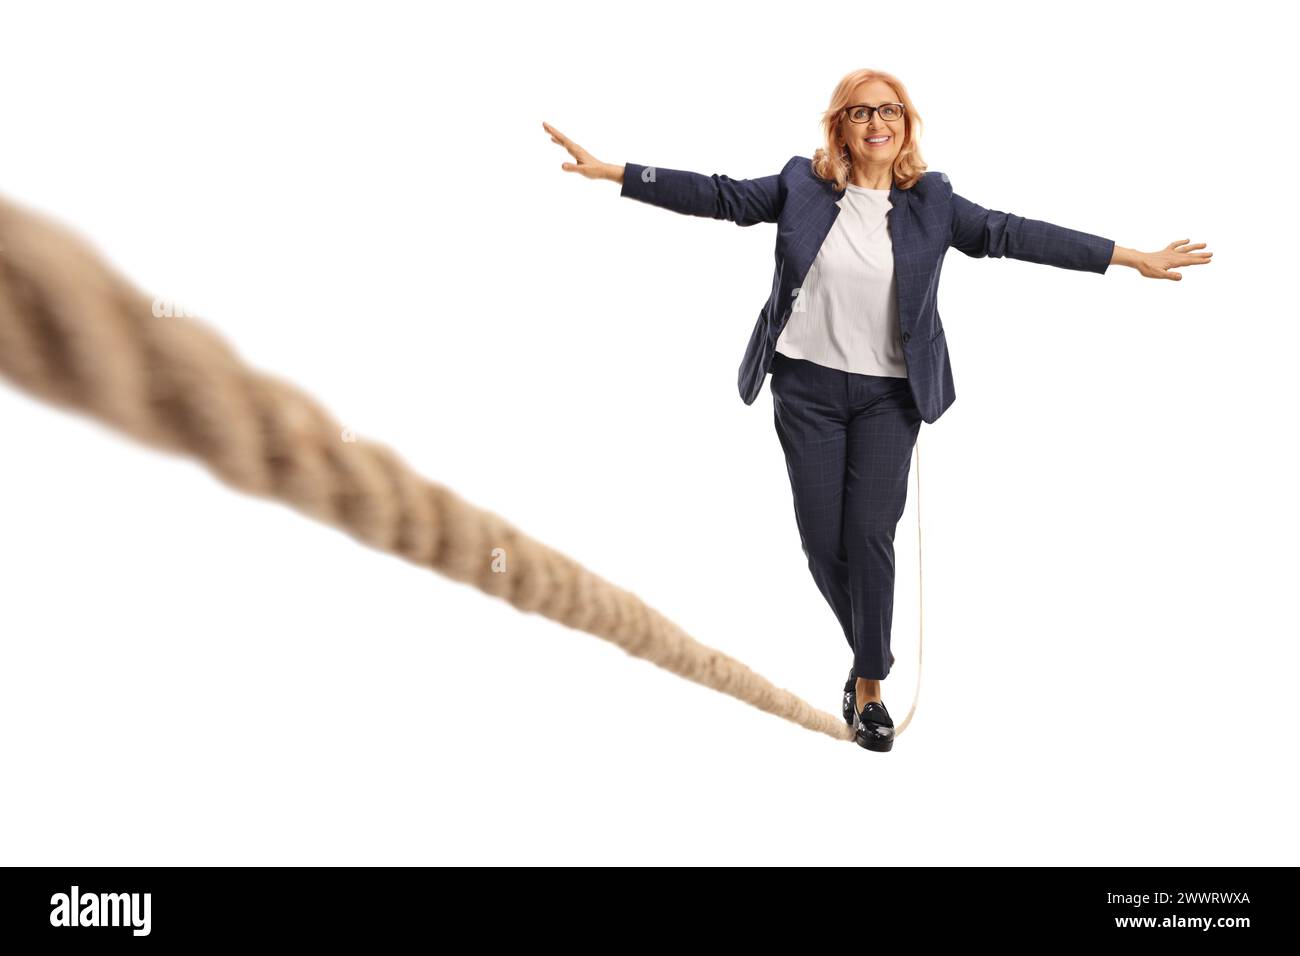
[839,79,905,181]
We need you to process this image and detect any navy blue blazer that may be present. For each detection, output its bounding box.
[619,156,1115,424]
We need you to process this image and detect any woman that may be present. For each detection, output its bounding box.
[543,68,1211,753]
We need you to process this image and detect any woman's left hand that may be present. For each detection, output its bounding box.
[1128,239,1214,280]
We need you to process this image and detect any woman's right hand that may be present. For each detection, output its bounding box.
[543,121,622,184]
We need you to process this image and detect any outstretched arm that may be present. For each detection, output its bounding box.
[948,185,1213,280]
[949,191,1117,274]
[543,120,785,226]
[617,161,784,226]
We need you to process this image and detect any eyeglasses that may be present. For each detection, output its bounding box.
[844,103,905,124]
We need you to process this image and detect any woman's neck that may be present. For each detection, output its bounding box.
[849,172,893,190]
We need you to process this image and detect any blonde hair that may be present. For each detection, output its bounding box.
[811,68,928,192]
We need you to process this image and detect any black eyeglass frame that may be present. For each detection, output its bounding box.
[842,102,906,124]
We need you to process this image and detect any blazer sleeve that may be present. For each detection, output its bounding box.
[619,160,785,226]
[948,182,1116,275]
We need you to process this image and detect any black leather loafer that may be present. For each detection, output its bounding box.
[842,654,895,728]
[853,700,895,752]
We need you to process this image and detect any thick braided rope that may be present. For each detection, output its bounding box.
[0,193,863,742]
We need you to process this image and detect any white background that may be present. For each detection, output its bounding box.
[1,0,1295,865]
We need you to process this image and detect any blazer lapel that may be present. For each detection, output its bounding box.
[886,178,913,340]
[794,174,845,283]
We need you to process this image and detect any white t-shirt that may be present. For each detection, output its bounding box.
[774,182,907,378]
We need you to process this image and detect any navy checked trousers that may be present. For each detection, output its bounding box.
[770,351,923,681]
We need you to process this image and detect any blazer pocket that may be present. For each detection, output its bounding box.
[929,326,946,344]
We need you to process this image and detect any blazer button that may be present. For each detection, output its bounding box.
[902,331,910,343]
